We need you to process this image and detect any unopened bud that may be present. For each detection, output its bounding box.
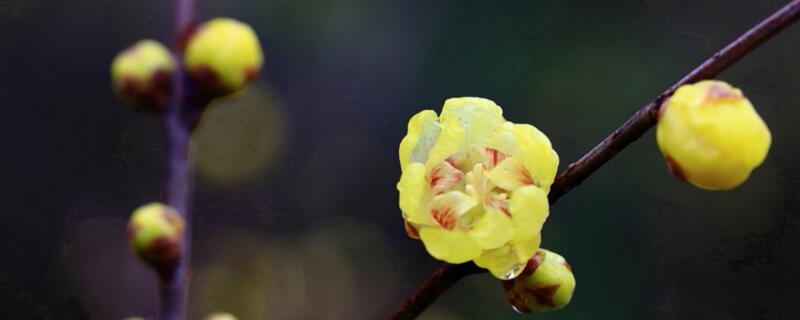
[111,40,174,110]
[127,202,184,276]
[656,80,771,190]
[502,249,575,313]
[184,18,263,96]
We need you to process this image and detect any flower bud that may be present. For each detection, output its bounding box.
[205,313,238,320]
[184,18,263,96]
[127,202,185,274]
[502,249,575,313]
[111,40,174,110]
[656,80,771,190]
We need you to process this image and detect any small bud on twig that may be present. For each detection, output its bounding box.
[184,18,263,97]
[111,40,175,110]
[127,202,185,279]
[656,80,771,190]
[502,249,575,313]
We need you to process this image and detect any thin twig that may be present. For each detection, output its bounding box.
[388,1,800,319]
[160,0,196,319]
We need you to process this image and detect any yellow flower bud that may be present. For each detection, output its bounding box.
[205,313,238,320]
[111,39,174,110]
[656,80,771,190]
[502,249,575,313]
[184,18,264,96]
[127,202,185,273]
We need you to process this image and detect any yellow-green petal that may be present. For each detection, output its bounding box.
[428,97,506,169]
[485,156,531,191]
[419,227,482,264]
[512,124,559,192]
[509,185,549,235]
[397,163,435,225]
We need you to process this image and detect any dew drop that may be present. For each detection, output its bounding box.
[501,263,525,280]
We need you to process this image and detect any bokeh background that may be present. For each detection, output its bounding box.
[1,0,800,319]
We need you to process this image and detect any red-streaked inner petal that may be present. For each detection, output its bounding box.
[427,159,464,195]
[485,195,510,217]
[431,208,457,230]
[483,148,508,170]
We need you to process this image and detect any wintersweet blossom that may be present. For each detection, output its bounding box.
[397,97,558,279]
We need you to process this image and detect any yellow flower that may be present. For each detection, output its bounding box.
[110,39,174,109]
[398,97,558,279]
[656,80,771,190]
[184,18,264,96]
[502,249,576,313]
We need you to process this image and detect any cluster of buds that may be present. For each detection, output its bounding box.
[656,80,771,190]
[127,202,185,278]
[397,97,559,279]
[111,18,263,110]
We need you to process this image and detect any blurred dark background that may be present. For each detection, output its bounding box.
[1,0,799,319]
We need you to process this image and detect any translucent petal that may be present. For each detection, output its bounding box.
[475,232,542,280]
[468,209,514,250]
[419,227,482,264]
[428,97,506,169]
[425,121,465,170]
[399,110,441,171]
[487,122,521,156]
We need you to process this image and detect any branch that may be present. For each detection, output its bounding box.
[159,0,197,319]
[388,1,800,319]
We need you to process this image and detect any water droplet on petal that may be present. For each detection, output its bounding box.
[501,263,525,280]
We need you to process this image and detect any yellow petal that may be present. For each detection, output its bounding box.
[467,209,514,250]
[511,232,542,264]
[485,156,532,191]
[427,159,465,195]
[419,227,482,264]
[474,232,541,280]
[399,110,441,171]
[508,185,549,236]
[397,163,435,226]
[512,124,559,193]
[425,121,465,169]
[487,122,522,156]
[427,97,506,170]
[427,191,477,229]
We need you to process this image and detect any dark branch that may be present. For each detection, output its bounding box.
[159,0,197,319]
[388,1,800,319]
